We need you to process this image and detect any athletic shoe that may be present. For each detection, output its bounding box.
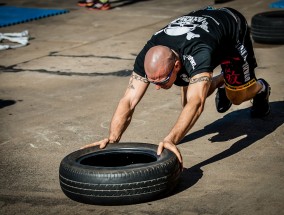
[77,0,93,7]
[251,79,271,118]
[86,1,111,10]
[215,87,232,113]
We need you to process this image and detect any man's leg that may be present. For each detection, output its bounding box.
[216,8,271,117]
[226,79,271,117]
[226,81,262,105]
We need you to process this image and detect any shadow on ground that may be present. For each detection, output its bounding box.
[0,99,16,109]
[173,100,284,194]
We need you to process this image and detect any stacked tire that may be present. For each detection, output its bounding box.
[251,11,284,44]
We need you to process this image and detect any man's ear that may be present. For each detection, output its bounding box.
[175,60,182,71]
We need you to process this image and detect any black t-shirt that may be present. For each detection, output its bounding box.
[133,7,239,86]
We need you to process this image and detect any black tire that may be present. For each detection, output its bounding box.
[59,142,182,205]
[251,11,284,44]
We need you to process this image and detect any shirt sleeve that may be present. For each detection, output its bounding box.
[183,45,214,78]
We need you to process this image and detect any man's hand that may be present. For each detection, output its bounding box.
[80,138,113,149]
[157,140,183,164]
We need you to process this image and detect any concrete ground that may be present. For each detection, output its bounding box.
[0,0,283,214]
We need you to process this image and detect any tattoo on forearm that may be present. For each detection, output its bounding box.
[189,76,212,84]
[128,73,149,89]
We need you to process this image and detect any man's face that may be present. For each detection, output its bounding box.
[157,74,177,90]
[148,65,177,90]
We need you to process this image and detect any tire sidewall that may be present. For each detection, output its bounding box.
[60,142,179,182]
[59,142,182,205]
[251,11,284,44]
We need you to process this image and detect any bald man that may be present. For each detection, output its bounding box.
[83,6,271,164]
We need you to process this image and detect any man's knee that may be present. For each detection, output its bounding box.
[229,97,243,105]
[226,90,246,105]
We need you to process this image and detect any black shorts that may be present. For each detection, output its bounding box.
[221,8,257,91]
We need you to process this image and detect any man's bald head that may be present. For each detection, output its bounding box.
[144,45,176,80]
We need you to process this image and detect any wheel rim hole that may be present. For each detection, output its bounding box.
[78,152,157,167]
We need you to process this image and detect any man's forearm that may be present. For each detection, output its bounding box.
[167,73,212,144]
[164,98,204,145]
[108,72,149,142]
[108,98,135,142]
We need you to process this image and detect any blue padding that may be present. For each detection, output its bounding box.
[0,6,69,28]
[270,0,284,8]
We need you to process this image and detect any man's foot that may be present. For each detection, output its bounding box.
[86,1,111,10]
[215,87,232,113]
[77,0,93,7]
[251,79,271,118]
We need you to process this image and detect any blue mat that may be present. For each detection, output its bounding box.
[0,6,69,28]
[270,0,284,8]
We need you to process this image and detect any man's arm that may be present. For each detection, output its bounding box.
[82,72,149,149]
[181,73,224,107]
[180,86,188,108]
[157,72,213,162]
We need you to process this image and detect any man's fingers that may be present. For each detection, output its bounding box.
[80,138,109,149]
[80,142,98,149]
[166,143,182,163]
[157,142,164,155]
[99,138,109,149]
[175,149,183,164]
[157,141,183,164]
